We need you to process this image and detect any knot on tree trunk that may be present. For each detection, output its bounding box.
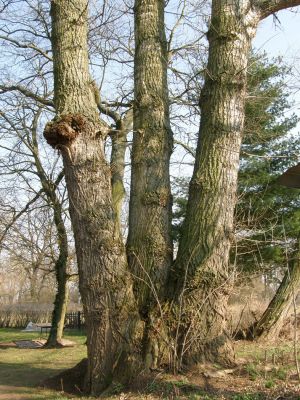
[44,114,86,148]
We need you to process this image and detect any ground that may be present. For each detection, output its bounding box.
[0,328,300,399]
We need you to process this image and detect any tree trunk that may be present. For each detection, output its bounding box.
[46,1,141,394]
[170,0,300,369]
[29,267,39,301]
[127,0,173,368]
[248,241,300,341]
[45,198,69,347]
[110,111,132,238]
[30,113,69,347]
[170,0,259,369]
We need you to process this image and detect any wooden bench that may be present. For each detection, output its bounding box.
[35,323,52,335]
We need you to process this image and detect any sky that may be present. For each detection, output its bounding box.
[254,7,300,114]
[172,6,300,180]
[254,8,300,57]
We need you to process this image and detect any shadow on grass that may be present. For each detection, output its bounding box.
[0,361,70,387]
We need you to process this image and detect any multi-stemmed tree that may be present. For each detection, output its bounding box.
[2,0,300,395]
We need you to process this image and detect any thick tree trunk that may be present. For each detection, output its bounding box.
[248,241,300,341]
[171,1,259,369]
[170,0,300,369]
[46,1,141,394]
[127,0,173,368]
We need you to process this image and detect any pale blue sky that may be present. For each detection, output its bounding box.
[254,8,300,58]
[254,8,300,125]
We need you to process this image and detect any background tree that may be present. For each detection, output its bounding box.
[0,98,71,346]
[234,54,300,341]
[236,54,300,276]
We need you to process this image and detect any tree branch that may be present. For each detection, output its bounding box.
[0,35,52,61]
[0,84,54,108]
[0,189,43,246]
[174,139,196,158]
[255,0,300,20]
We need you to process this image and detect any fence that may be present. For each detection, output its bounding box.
[0,310,84,329]
[65,311,84,329]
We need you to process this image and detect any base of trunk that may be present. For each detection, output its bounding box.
[43,339,64,349]
[182,333,236,369]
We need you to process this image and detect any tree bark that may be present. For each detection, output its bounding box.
[254,0,300,19]
[170,0,300,369]
[45,194,69,347]
[170,0,259,369]
[46,1,141,394]
[127,0,173,368]
[247,240,300,341]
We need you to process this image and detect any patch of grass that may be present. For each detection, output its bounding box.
[0,327,86,345]
[273,367,287,381]
[106,381,125,395]
[145,378,208,398]
[264,379,275,388]
[0,328,87,398]
[245,363,260,381]
[0,385,84,400]
[0,327,40,343]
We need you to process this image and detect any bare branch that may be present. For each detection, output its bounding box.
[0,189,43,245]
[254,0,300,20]
[0,84,54,108]
[0,34,52,61]
[174,139,196,158]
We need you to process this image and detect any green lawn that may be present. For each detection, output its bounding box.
[0,328,87,400]
[1,329,299,400]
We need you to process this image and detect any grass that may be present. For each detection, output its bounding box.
[0,328,87,400]
[0,329,300,400]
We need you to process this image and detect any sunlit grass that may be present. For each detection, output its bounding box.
[0,328,87,399]
[1,329,300,399]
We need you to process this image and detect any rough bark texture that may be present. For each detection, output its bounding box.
[249,241,300,341]
[171,0,260,369]
[170,0,300,369]
[127,0,173,368]
[47,1,140,394]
